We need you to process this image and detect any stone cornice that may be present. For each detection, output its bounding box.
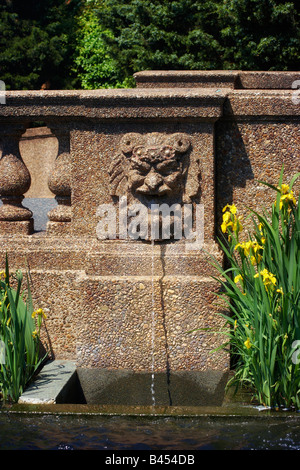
[0,88,229,121]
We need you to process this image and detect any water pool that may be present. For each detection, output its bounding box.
[0,411,299,450]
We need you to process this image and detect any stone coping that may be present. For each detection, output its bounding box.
[0,88,229,121]
[224,89,300,116]
[0,87,298,121]
[0,234,219,253]
[134,70,300,90]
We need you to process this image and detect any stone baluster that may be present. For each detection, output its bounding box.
[0,123,33,235]
[47,125,71,234]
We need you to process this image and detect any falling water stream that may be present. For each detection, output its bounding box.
[150,238,156,406]
[150,235,172,407]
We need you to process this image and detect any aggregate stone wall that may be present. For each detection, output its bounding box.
[0,71,299,378]
[216,91,300,233]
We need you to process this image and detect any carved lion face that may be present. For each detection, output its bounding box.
[128,144,183,197]
[111,133,191,201]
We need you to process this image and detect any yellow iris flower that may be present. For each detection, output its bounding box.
[234,274,243,284]
[254,268,277,291]
[222,204,237,215]
[32,308,47,320]
[221,205,243,234]
[235,240,263,257]
[278,184,290,194]
[276,184,297,210]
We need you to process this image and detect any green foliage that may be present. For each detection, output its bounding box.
[0,256,47,403]
[94,0,300,85]
[1,0,300,89]
[73,2,131,89]
[218,0,300,70]
[0,0,81,90]
[97,0,223,82]
[210,169,300,409]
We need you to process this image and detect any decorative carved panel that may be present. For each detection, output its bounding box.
[109,132,200,205]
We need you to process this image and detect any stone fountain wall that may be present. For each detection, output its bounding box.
[0,72,299,383]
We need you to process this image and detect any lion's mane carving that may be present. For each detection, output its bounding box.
[109,132,199,203]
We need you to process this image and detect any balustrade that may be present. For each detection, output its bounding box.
[0,80,298,240]
[47,125,71,234]
[0,123,33,235]
[0,121,72,236]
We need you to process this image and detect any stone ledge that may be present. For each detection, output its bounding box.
[134,70,300,90]
[0,238,222,276]
[18,360,77,405]
[134,70,241,89]
[224,90,300,117]
[0,88,229,121]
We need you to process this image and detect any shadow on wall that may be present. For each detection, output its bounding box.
[215,97,300,238]
[215,106,254,233]
[75,368,229,407]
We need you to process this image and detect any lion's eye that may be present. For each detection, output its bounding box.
[133,147,146,158]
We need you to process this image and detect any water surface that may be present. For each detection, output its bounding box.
[0,413,299,450]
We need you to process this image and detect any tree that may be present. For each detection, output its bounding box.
[93,0,300,85]
[73,2,131,89]
[97,0,223,81]
[217,0,300,70]
[1,0,299,90]
[0,0,80,90]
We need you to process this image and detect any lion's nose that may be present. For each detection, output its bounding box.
[144,169,163,191]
